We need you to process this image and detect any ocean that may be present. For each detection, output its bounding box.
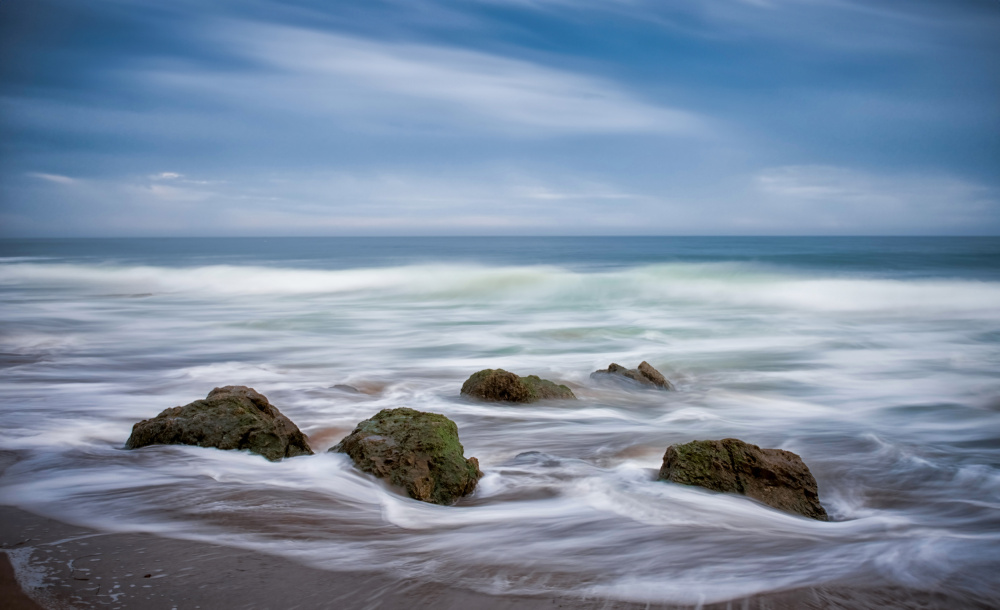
[1,236,998,606]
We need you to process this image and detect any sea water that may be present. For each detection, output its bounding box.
[0,237,998,605]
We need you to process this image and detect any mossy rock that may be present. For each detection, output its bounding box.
[331,408,482,505]
[461,369,576,403]
[125,386,314,461]
[657,438,827,520]
[591,361,673,390]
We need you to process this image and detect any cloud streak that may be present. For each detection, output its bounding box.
[5,164,995,237]
[0,168,665,236]
[26,172,76,185]
[145,21,706,136]
[1,0,997,236]
[750,165,997,233]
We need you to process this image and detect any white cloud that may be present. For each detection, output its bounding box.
[752,165,997,232]
[237,170,655,221]
[26,172,76,185]
[3,168,667,236]
[151,172,182,180]
[142,183,213,203]
[7,164,996,237]
[473,0,996,55]
[144,22,705,137]
[517,187,638,201]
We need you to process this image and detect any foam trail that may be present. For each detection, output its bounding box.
[1,244,999,605]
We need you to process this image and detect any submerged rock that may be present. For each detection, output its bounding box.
[461,369,576,403]
[657,438,827,520]
[332,408,482,505]
[125,386,314,461]
[331,384,362,394]
[591,361,673,390]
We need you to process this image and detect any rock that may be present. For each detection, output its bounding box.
[460,369,576,403]
[125,386,314,461]
[591,361,673,390]
[657,438,827,520]
[331,408,482,505]
[331,384,361,394]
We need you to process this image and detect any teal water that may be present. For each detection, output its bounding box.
[0,237,998,605]
[3,236,999,277]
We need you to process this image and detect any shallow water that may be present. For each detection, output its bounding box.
[1,237,998,605]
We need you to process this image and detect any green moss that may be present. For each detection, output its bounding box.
[465,369,494,383]
[461,369,575,403]
[657,440,737,493]
[521,375,576,400]
[332,407,482,505]
[657,438,827,520]
[125,386,313,461]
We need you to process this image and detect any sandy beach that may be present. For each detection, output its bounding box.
[0,503,979,610]
[1,450,989,610]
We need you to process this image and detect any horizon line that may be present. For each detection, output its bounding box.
[1,235,998,240]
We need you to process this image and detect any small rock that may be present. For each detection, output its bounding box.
[657,438,827,520]
[460,369,576,403]
[125,386,313,461]
[331,384,362,393]
[332,408,482,505]
[591,361,673,390]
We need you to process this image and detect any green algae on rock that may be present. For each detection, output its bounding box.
[461,369,575,403]
[125,386,314,461]
[591,361,674,390]
[332,408,482,505]
[657,438,827,520]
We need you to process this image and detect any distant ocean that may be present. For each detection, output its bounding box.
[1,237,998,605]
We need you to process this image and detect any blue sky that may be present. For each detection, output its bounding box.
[1,0,998,236]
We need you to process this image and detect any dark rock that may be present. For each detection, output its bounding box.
[520,374,576,401]
[591,361,673,390]
[332,384,362,394]
[331,408,482,505]
[125,386,314,461]
[657,438,827,520]
[460,369,575,403]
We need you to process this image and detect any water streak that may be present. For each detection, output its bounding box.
[1,238,998,605]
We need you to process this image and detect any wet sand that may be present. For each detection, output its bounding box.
[1,552,43,610]
[0,449,989,610]
[3,506,991,610]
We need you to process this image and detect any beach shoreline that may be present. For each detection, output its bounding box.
[1,238,997,610]
[0,452,987,610]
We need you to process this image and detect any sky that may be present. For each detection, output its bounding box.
[1,0,998,236]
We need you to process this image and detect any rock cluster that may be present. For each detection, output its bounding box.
[123,363,829,517]
[331,407,482,505]
[591,361,673,390]
[125,386,313,462]
[657,438,827,520]
[460,368,575,403]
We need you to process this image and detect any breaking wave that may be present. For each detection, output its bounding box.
[1,249,998,605]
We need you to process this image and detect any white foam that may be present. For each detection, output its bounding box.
[2,548,58,609]
[1,261,998,316]
[1,257,998,603]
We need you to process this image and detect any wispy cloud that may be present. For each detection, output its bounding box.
[2,0,997,236]
[0,168,665,236]
[5,164,997,236]
[474,0,1000,54]
[26,172,76,185]
[144,22,706,137]
[751,165,998,232]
